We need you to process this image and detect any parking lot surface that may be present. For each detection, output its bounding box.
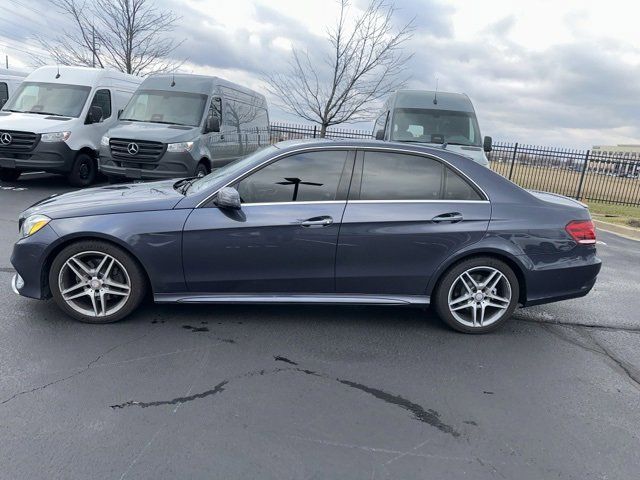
[1,174,639,479]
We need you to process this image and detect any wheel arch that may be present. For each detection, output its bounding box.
[427,248,529,306]
[41,233,153,298]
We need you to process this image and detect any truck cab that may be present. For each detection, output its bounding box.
[0,66,142,186]
[99,74,269,182]
[373,90,492,166]
[0,68,28,109]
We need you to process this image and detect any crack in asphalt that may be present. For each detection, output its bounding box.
[0,267,15,273]
[0,333,149,406]
[110,356,462,438]
[541,324,640,391]
[517,317,640,333]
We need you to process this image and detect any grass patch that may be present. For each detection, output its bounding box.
[587,202,640,229]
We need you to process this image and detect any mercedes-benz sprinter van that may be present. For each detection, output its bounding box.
[0,66,142,185]
[373,90,492,166]
[99,74,269,181]
[0,68,27,109]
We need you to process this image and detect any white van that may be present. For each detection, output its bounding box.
[0,66,142,186]
[373,90,492,166]
[99,74,269,181]
[0,68,28,108]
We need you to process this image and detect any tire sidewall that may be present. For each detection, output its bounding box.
[49,240,146,324]
[68,153,97,187]
[0,168,21,182]
[434,257,520,334]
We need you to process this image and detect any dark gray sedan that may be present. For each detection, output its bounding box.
[10,139,601,333]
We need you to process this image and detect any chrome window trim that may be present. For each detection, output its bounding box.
[196,145,490,208]
[348,199,489,204]
[241,200,346,207]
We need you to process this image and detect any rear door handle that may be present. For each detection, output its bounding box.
[300,215,334,227]
[432,212,463,223]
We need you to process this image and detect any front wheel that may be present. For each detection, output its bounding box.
[0,168,21,182]
[67,153,97,187]
[434,257,519,333]
[194,161,209,178]
[49,240,147,323]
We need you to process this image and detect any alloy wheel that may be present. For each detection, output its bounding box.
[58,251,131,318]
[447,266,512,328]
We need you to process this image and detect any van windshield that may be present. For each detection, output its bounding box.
[2,82,91,117]
[120,90,207,127]
[391,108,481,146]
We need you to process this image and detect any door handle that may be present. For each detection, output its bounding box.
[300,215,334,227]
[432,212,463,223]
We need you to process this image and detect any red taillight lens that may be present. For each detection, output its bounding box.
[565,220,596,244]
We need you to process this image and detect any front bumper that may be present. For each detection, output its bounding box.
[99,150,196,180]
[10,224,60,300]
[0,141,76,174]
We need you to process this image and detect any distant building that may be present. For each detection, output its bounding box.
[592,144,640,157]
[590,145,640,177]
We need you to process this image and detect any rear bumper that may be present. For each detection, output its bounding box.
[0,142,76,173]
[99,150,195,180]
[522,253,602,307]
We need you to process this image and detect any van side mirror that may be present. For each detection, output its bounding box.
[375,129,385,140]
[117,108,123,119]
[86,105,104,124]
[205,115,220,133]
[215,187,241,210]
[483,136,493,152]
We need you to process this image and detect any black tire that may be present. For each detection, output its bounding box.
[434,256,520,334]
[0,168,21,182]
[67,153,97,187]
[195,161,209,178]
[49,240,147,324]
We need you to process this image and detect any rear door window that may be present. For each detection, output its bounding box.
[90,89,112,120]
[0,82,8,105]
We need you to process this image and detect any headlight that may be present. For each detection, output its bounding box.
[167,141,195,153]
[41,131,71,143]
[20,214,51,238]
[100,135,110,147]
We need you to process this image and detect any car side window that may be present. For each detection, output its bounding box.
[360,151,444,200]
[0,82,8,106]
[90,89,112,120]
[373,112,387,136]
[235,150,348,203]
[210,96,222,122]
[443,167,482,200]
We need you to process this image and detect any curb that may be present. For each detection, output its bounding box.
[593,219,640,242]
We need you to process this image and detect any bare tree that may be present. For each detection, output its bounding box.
[264,0,414,137]
[34,0,184,75]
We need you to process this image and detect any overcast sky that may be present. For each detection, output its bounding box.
[1,0,639,148]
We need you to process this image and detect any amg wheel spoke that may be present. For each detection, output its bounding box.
[487,293,510,306]
[66,261,87,281]
[460,273,476,293]
[486,301,509,310]
[89,293,99,316]
[94,254,110,275]
[449,293,471,307]
[103,279,130,292]
[61,281,87,296]
[63,289,90,301]
[471,304,477,326]
[481,270,499,288]
[103,287,128,297]
[487,272,504,291]
[479,304,486,326]
[451,300,475,312]
[98,291,107,316]
[102,258,116,278]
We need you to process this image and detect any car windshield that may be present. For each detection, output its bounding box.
[186,145,278,195]
[2,81,91,117]
[391,108,481,146]
[120,90,207,127]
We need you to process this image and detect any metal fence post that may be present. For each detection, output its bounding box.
[575,150,590,200]
[313,125,317,138]
[508,142,518,180]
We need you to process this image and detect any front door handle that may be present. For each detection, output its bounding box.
[432,212,463,223]
[300,215,334,227]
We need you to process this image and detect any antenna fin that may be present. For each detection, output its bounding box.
[55,65,61,79]
[433,77,438,105]
[170,73,175,87]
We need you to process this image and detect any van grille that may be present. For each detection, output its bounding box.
[109,138,165,163]
[0,130,39,152]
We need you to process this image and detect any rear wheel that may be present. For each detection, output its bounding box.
[195,161,209,178]
[67,153,97,187]
[0,168,21,182]
[49,240,146,323]
[434,257,519,333]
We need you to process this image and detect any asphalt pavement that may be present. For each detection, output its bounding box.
[1,173,639,480]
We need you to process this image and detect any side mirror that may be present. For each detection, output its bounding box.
[483,136,493,152]
[117,108,123,119]
[375,129,385,140]
[205,115,220,133]
[215,187,241,210]
[86,105,104,124]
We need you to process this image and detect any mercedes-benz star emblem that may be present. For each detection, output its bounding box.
[127,142,139,155]
[0,132,12,146]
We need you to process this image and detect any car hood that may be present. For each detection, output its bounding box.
[21,180,185,220]
[107,121,199,143]
[0,111,77,133]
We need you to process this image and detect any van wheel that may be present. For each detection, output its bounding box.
[434,256,519,334]
[68,153,97,187]
[0,168,21,182]
[195,162,209,178]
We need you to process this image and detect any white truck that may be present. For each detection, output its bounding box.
[373,90,492,166]
[0,66,142,186]
[0,68,28,109]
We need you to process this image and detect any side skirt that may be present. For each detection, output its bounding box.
[154,293,430,306]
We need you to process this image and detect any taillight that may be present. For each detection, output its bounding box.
[565,220,596,245]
